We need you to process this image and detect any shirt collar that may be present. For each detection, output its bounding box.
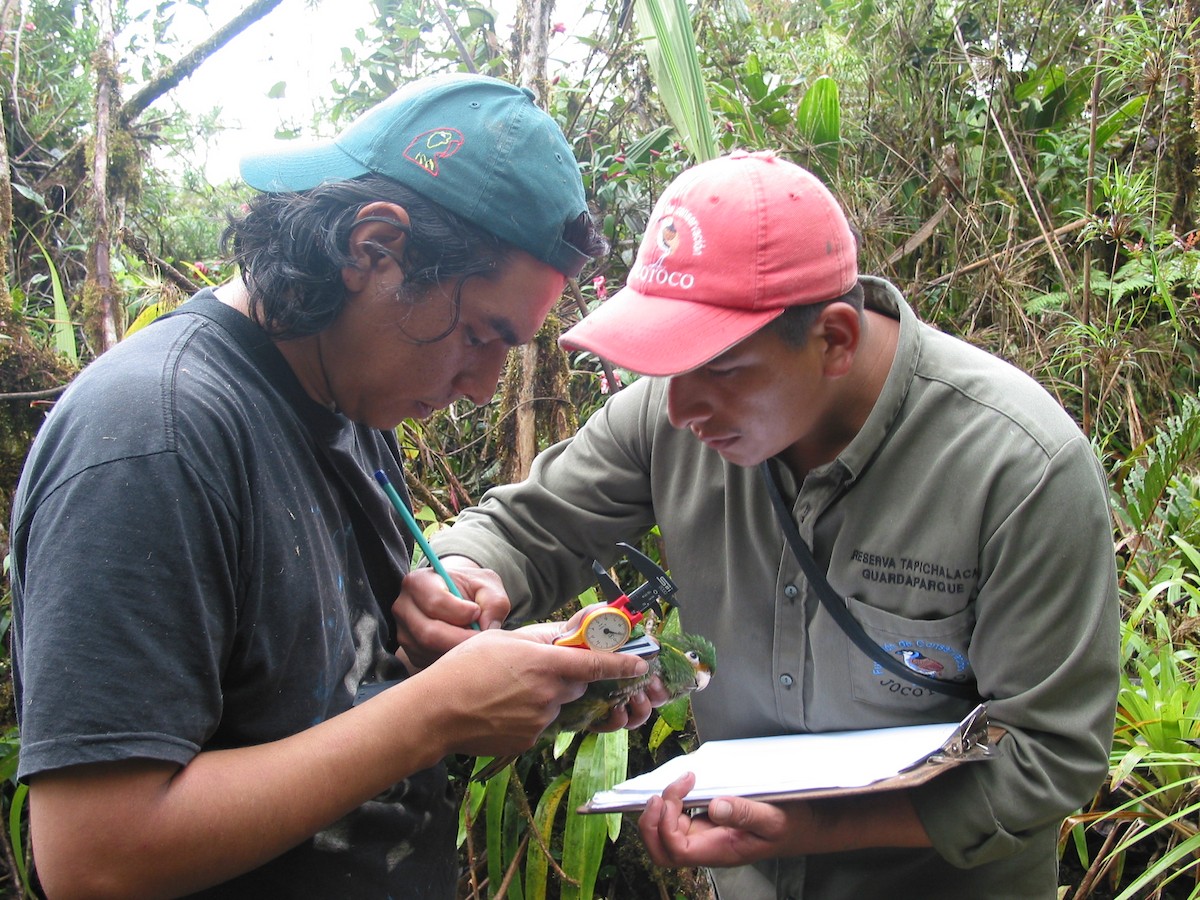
[827,276,921,484]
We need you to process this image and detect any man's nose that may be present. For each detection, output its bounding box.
[454,345,511,407]
[666,373,708,430]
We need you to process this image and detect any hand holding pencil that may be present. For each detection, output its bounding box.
[374,469,481,632]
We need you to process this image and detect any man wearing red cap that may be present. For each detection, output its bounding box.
[8,74,653,898]
[403,150,1119,897]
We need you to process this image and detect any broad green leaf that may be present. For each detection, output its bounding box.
[796,75,841,175]
[654,693,690,732]
[561,731,625,899]
[1095,95,1147,147]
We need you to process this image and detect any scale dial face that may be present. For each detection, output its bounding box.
[581,608,632,651]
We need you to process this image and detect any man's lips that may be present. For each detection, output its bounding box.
[415,396,463,417]
[696,431,738,451]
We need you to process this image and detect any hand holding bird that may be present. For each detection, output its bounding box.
[473,629,716,782]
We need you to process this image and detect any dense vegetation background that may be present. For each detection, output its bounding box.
[1,0,1199,896]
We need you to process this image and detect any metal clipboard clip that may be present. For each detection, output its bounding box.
[926,703,995,764]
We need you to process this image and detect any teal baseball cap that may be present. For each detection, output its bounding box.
[240,73,591,278]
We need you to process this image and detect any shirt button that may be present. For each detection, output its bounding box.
[779,674,794,687]
[784,584,799,599]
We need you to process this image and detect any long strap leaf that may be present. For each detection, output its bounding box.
[633,0,717,161]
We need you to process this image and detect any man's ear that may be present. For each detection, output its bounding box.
[815,302,861,379]
[341,202,412,294]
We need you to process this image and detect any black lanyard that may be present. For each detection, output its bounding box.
[760,460,979,701]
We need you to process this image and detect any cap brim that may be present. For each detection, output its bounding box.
[240,141,370,193]
[560,285,785,377]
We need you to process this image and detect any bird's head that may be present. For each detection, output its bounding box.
[659,631,717,694]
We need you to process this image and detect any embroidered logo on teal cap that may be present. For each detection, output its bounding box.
[403,128,465,177]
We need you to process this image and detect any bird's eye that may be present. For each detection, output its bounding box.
[686,651,699,662]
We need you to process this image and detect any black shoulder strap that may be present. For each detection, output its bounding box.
[174,294,409,638]
[759,460,978,700]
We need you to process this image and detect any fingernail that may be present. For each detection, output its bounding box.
[709,799,732,819]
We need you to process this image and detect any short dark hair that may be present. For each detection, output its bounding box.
[221,174,606,339]
[768,281,865,347]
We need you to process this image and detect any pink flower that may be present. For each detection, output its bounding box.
[593,275,607,300]
[23,21,35,32]
[600,371,623,394]
[552,22,566,34]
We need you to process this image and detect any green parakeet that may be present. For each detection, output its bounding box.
[473,630,717,782]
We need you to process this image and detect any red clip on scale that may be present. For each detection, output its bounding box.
[553,542,678,655]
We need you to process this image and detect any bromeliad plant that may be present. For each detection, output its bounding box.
[1072,605,1200,899]
[457,603,704,900]
[1063,397,1200,898]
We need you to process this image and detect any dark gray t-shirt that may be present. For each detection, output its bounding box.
[10,293,458,897]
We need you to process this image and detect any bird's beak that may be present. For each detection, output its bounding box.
[693,670,712,692]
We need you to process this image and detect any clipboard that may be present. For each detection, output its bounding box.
[579,704,997,814]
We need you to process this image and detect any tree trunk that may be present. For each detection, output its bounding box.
[86,2,121,352]
[500,0,577,484]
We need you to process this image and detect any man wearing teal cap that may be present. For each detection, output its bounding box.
[9,73,652,897]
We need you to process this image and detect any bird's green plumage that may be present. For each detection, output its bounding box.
[473,630,716,782]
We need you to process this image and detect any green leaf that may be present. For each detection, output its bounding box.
[561,731,626,899]
[267,81,287,99]
[456,770,488,847]
[27,230,77,364]
[649,714,676,751]
[8,783,28,895]
[622,124,674,168]
[796,75,841,174]
[633,0,717,162]
[1095,95,1147,147]
[525,773,572,900]
[11,184,46,209]
[0,737,18,785]
[553,729,578,758]
[485,766,512,896]
[125,301,164,338]
[655,694,690,731]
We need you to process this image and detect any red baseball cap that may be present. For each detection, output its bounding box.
[560,150,857,376]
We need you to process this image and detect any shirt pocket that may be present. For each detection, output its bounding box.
[844,595,975,711]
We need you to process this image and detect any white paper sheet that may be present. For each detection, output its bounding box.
[586,721,962,812]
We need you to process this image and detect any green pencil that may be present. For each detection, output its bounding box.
[374,469,481,631]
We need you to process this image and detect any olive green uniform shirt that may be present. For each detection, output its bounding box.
[433,277,1118,899]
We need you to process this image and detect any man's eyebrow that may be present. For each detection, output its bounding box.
[490,317,521,346]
